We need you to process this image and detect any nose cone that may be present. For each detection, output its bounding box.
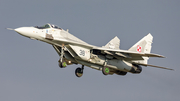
[15,27,30,35]
[14,27,36,38]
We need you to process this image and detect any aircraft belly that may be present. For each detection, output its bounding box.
[107,60,132,72]
[76,59,102,70]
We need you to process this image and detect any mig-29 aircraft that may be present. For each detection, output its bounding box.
[7,23,173,77]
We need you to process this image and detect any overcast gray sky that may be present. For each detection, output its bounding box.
[0,0,180,101]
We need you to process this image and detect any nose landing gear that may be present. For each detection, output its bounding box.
[75,65,84,77]
[58,44,67,68]
[58,60,67,68]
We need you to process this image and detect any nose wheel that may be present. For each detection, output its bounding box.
[75,65,84,77]
[58,60,67,68]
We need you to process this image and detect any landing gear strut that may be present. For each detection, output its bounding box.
[102,58,110,75]
[58,45,67,68]
[75,65,84,77]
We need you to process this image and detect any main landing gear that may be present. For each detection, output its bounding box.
[102,66,110,75]
[57,44,84,77]
[75,65,84,77]
[102,58,110,75]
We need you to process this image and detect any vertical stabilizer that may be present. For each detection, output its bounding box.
[128,33,153,64]
[128,33,153,53]
[103,36,120,49]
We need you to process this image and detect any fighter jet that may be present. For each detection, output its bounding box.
[8,23,173,77]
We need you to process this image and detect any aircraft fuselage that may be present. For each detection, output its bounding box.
[10,23,171,77]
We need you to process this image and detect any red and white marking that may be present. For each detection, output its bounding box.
[137,45,142,52]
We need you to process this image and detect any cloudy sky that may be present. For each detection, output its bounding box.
[0,0,180,101]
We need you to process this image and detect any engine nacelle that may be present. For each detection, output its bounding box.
[115,71,127,76]
[107,60,142,74]
[129,64,142,74]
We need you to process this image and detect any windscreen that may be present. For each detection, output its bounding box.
[35,24,51,29]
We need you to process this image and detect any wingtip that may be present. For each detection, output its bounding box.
[159,55,166,58]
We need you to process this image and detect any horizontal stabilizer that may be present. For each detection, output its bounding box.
[133,62,173,70]
[144,53,165,58]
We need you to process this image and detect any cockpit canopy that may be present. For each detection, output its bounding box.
[35,23,62,30]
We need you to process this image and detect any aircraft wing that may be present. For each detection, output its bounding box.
[93,47,174,70]
[52,43,165,60]
[93,47,165,59]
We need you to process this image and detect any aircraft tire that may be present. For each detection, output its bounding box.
[75,68,83,77]
[59,60,67,68]
[102,66,110,75]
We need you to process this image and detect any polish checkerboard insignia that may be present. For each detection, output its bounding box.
[137,45,142,52]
